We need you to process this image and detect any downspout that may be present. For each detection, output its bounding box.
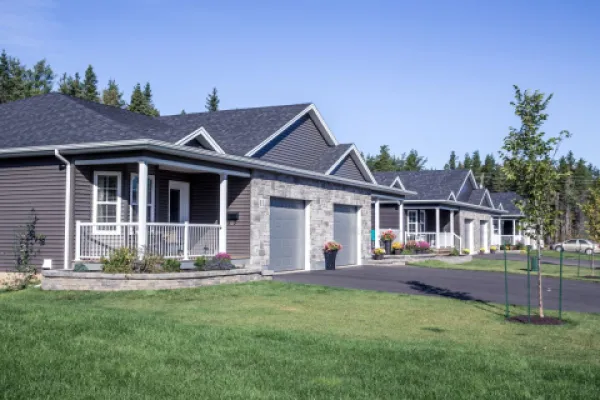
[55,150,72,269]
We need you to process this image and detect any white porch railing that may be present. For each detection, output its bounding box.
[76,221,220,261]
[491,234,524,246]
[405,232,457,249]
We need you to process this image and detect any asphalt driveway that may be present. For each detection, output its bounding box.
[274,266,600,313]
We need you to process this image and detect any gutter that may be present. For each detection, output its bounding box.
[54,150,72,270]
[402,199,508,214]
[0,139,415,197]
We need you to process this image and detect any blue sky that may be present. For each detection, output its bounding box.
[2,0,599,168]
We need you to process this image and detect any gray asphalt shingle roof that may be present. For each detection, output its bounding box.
[375,170,470,200]
[159,103,310,156]
[490,192,522,215]
[467,189,487,206]
[310,143,352,173]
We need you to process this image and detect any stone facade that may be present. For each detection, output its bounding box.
[41,268,271,291]
[250,171,372,269]
[457,210,492,253]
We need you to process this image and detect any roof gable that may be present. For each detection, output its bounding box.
[326,145,376,183]
[393,170,471,201]
[490,192,523,215]
[330,154,369,182]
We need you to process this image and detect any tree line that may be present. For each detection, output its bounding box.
[0,49,220,115]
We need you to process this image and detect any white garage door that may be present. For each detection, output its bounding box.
[269,198,305,271]
[334,204,358,266]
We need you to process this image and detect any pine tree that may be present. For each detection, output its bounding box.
[142,82,160,116]
[206,87,219,112]
[0,50,13,103]
[482,154,496,189]
[400,149,427,171]
[463,153,473,170]
[366,145,399,172]
[101,79,126,108]
[24,59,54,96]
[471,150,482,176]
[128,83,147,114]
[445,151,458,170]
[180,109,187,115]
[59,72,84,98]
[0,51,27,103]
[83,65,99,102]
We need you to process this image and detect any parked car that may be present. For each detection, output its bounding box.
[552,239,599,254]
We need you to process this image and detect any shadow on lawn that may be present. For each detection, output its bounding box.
[404,280,504,316]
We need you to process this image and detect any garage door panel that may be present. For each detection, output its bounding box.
[334,204,357,266]
[269,198,305,271]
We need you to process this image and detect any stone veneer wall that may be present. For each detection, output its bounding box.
[457,210,492,252]
[42,269,271,291]
[250,171,372,269]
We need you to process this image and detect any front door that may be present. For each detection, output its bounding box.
[168,181,190,222]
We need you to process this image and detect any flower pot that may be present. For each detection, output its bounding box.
[324,250,338,270]
[490,250,496,254]
[393,249,403,255]
[383,240,392,255]
[372,254,384,260]
[479,251,485,255]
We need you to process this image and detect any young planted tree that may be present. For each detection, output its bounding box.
[206,87,219,112]
[582,178,600,275]
[500,85,571,318]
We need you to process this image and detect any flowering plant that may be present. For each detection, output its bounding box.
[415,241,430,251]
[373,248,386,255]
[323,241,343,252]
[405,240,417,251]
[214,252,232,262]
[380,230,396,241]
[462,248,470,255]
[391,242,404,250]
[490,246,497,251]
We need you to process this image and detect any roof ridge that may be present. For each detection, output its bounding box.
[160,102,313,118]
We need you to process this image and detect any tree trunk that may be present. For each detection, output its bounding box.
[537,235,544,318]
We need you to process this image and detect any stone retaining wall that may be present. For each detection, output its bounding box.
[42,268,271,291]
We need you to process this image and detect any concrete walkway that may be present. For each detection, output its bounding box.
[274,266,600,313]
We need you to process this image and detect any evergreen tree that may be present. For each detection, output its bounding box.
[0,50,27,103]
[471,150,482,176]
[58,72,84,98]
[206,87,219,112]
[180,109,186,115]
[481,154,496,189]
[366,145,399,172]
[101,79,126,108]
[83,65,99,102]
[444,151,458,170]
[128,83,147,114]
[142,82,160,116]
[400,149,427,171]
[463,153,473,170]
[24,59,54,96]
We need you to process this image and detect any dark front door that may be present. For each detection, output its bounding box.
[169,189,180,222]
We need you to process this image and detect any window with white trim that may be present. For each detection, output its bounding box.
[130,173,155,222]
[93,171,121,232]
[407,210,418,233]
[493,219,500,235]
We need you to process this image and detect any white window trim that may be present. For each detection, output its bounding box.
[93,171,122,235]
[407,210,418,234]
[129,173,156,222]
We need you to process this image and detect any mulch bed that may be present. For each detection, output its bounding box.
[506,315,565,325]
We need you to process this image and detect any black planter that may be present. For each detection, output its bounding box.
[324,250,338,270]
[372,254,384,260]
[383,240,392,255]
[393,249,403,255]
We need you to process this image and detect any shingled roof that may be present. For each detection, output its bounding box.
[490,192,522,215]
[374,170,471,201]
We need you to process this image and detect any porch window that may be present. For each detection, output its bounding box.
[407,210,418,233]
[130,173,155,222]
[493,219,500,235]
[93,171,121,232]
[419,210,426,232]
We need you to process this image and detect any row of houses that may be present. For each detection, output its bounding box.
[0,94,526,272]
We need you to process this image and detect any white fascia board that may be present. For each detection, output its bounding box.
[403,199,507,214]
[448,191,457,201]
[456,169,478,197]
[174,127,225,154]
[390,176,406,191]
[480,189,495,209]
[13,139,412,196]
[325,144,377,184]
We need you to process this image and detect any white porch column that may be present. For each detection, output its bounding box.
[138,161,148,257]
[374,199,380,246]
[219,174,228,253]
[450,210,455,235]
[435,207,441,249]
[512,219,517,245]
[398,201,404,244]
[63,163,74,269]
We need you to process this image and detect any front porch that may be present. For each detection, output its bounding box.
[491,218,523,246]
[69,155,251,265]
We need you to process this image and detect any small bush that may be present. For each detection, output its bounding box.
[462,248,471,255]
[73,263,88,272]
[102,247,137,273]
[137,252,164,273]
[194,256,208,271]
[162,259,181,272]
[449,248,460,256]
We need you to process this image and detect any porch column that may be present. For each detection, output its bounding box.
[398,201,404,244]
[63,162,74,269]
[374,199,380,246]
[219,174,228,253]
[512,219,517,245]
[450,210,455,235]
[435,207,441,249]
[138,161,148,257]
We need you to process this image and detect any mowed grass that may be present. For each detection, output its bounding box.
[1,282,600,399]
[542,249,598,261]
[410,258,599,282]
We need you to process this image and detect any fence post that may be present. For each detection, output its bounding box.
[559,249,564,320]
[183,221,189,261]
[75,221,81,261]
[578,250,581,277]
[527,247,531,323]
[504,246,509,319]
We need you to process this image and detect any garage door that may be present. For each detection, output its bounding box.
[269,198,305,271]
[334,204,358,266]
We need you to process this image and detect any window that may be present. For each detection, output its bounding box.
[419,210,426,233]
[93,171,122,232]
[130,173,155,222]
[493,219,500,235]
[566,240,578,245]
[407,210,418,233]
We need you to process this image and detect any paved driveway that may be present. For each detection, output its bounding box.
[274,266,600,313]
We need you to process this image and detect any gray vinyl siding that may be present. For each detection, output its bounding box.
[0,157,65,270]
[332,155,369,182]
[227,176,251,258]
[370,203,400,230]
[254,115,331,170]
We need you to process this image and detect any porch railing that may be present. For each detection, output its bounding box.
[405,232,457,249]
[76,221,220,261]
[492,234,524,246]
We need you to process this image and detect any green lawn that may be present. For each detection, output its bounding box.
[410,258,599,281]
[542,249,597,261]
[1,283,599,399]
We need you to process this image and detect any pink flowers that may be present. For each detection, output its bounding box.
[215,252,232,261]
[380,230,397,241]
[415,241,430,250]
[323,241,343,252]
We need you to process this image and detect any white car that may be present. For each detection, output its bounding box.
[553,239,599,254]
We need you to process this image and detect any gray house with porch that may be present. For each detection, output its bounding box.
[372,170,506,252]
[0,94,409,272]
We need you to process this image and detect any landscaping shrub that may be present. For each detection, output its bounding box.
[161,259,181,272]
[449,248,460,256]
[101,247,137,273]
[194,256,208,270]
[137,252,164,273]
